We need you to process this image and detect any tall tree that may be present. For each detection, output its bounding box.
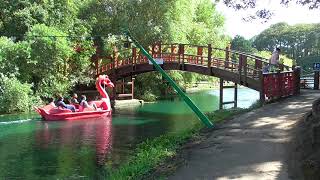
[252,22,320,72]
[231,35,254,53]
[253,22,320,59]
[0,0,89,37]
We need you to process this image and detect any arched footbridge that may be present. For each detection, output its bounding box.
[94,43,300,102]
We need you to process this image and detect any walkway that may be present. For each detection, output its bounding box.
[169,90,318,180]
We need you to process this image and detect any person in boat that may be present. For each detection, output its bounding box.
[48,97,56,107]
[56,95,76,112]
[71,93,79,104]
[79,95,97,111]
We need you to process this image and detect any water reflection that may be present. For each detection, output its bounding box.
[23,118,112,178]
[36,118,112,166]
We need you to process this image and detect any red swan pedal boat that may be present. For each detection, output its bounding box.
[36,75,114,121]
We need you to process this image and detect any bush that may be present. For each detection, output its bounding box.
[0,37,20,77]
[139,91,157,102]
[0,75,41,113]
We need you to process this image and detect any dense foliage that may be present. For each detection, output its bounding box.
[231,35,255,53]
[0,0,95,103]
[230,34,295,67]
[1,0,314,110]
[0,75,41,113]
[0,0,229,110]
[77,0,228,101]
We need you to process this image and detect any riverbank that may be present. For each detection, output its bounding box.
[107,105,261,179]
[185,83,218,93]
[113,99,144,109]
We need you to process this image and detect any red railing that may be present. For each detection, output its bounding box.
[95,43,299,101]
[98,44,291,79]
[264,72,294,98]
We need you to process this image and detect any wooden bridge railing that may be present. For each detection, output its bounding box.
[97,43,291,77]
[263,70,300,99]
[95,43,299,101]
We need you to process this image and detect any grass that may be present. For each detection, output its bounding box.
[107,102,262,180]
[107,128,198,180]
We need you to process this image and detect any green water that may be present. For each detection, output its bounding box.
[0,88,258,179]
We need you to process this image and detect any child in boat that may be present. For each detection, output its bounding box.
[71,93,79,104]
[79,95,97,111]
[48,97,56,107]
[56,95,76,112]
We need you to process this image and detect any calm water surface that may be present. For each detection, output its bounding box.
[0,88,258,179]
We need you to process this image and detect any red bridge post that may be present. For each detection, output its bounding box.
[111,47,117,100]
[293,67,301,95]
[277,70,283,98]
[179,44,185,70]
[243,56,247,85]
[208,44,212,68]
[255,58,262,77]
[132,77,135,99]
[197,46,203,65]
[259,71,265,103]
[238,54,243,82]
[224,44,230,69]
[314,71,319,90]
[132,48,137,64]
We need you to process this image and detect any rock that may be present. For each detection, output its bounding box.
[312,98,320,120]
[113,99,144,109]
[302,159,320,180]
[312,123,320,146]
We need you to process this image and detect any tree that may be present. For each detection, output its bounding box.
[252,22,320,64]
[252,22,320,72]
[0,75,40,113]
[0,1,47,37]
[0,0,89,38]
[231,35,254,53]
[0,0,229,106]
[0,37,20,77]
[19,24,95,97]
[78,0,229,100]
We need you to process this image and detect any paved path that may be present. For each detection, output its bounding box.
[170,90,319,180]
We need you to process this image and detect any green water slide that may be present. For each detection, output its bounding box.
[125,32,213,128]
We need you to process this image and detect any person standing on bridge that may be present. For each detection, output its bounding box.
[269,47,281,72]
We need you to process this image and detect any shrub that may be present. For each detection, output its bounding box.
[139,91,157,102]
[0,75,41,113]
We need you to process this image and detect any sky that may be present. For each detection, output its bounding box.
[216,0,320,39]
